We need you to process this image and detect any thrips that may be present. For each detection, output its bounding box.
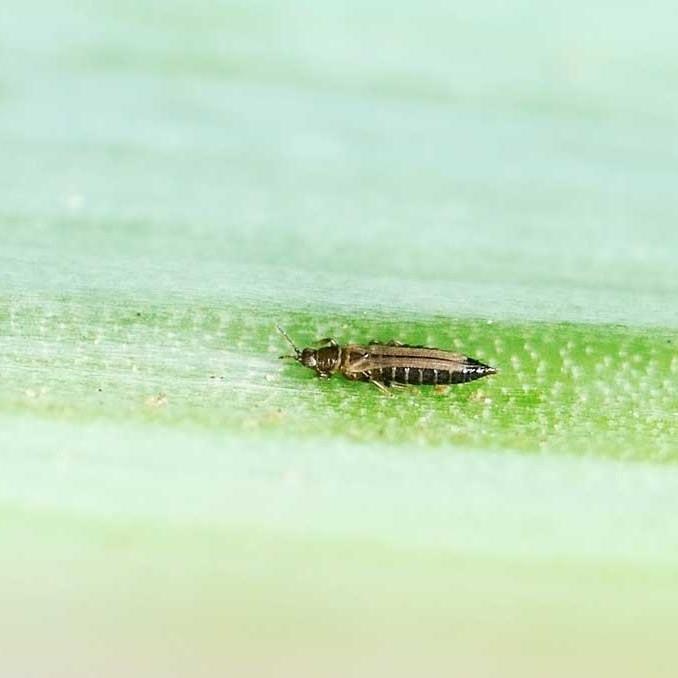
[277,326,496,393]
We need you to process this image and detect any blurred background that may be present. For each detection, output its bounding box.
[1,1,677,677]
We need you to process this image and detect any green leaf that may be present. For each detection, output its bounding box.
[2,0,677,674]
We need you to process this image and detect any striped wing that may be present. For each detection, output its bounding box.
[343,344,481,374]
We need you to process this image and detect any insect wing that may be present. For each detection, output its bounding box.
[341,344,471,374]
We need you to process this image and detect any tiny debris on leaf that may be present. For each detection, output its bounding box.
[145,393,168,408]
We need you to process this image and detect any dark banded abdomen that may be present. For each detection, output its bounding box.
[366,359,495,386]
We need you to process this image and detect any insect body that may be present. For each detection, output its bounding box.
[277,326,497,392]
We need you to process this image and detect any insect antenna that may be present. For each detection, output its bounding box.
[276,325,301,360]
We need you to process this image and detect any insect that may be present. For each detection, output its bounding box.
[277,326,497,393]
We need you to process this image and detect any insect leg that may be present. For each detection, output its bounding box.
[369,379,390,394]
[361,371,390,394]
